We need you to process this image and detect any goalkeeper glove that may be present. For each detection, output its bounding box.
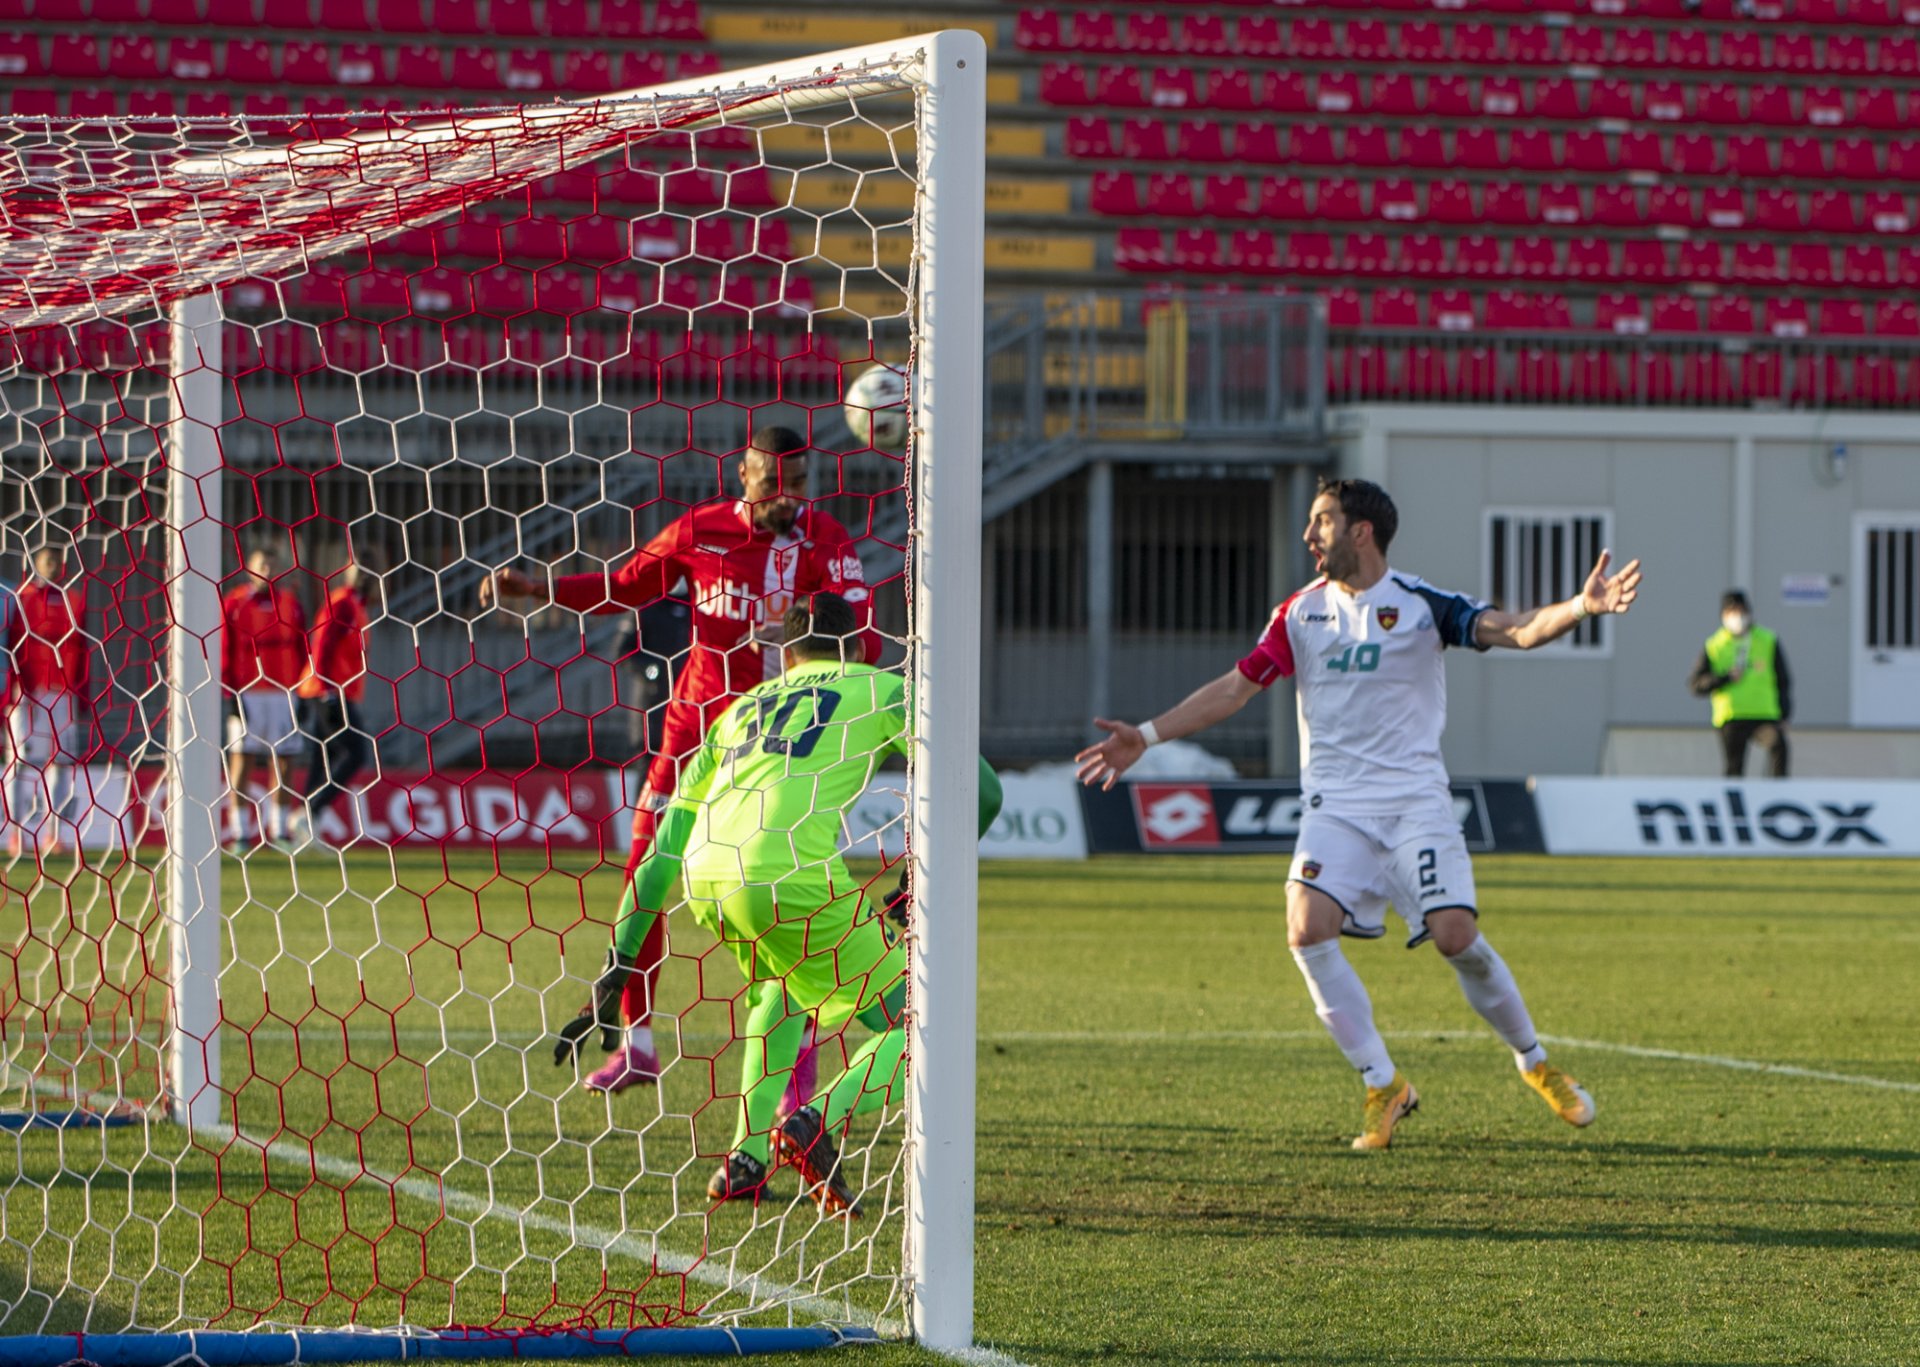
[552,949,636,1068]
[882,868,911,931]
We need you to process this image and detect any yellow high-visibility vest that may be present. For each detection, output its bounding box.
[1704,626,1782,726]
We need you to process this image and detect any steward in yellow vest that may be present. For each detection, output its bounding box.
[1688,589,1793,777]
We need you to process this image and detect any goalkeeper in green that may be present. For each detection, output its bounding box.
[553,592,1001,1217]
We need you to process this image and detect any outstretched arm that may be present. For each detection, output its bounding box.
[1073,668,1263,791]
[1475,550,1643,651]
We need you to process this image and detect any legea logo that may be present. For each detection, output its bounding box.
[1634,789,1886,848]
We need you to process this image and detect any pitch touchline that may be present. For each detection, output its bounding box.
[979,1029,1920,1094]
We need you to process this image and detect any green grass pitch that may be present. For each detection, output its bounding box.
[3,851,1917,1365]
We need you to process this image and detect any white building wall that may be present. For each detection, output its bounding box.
[1329,408,1920,777]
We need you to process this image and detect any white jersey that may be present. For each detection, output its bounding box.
[1237,570,1489,816]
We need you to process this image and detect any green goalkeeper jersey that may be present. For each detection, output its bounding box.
[631,660,1000,918]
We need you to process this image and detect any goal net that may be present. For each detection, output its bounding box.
[0,32,985,1362]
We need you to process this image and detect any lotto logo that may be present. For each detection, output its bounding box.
[1132,784,1221,848]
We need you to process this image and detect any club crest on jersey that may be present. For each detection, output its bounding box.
[1377,606,1400,631]
[1301,860,1322,880]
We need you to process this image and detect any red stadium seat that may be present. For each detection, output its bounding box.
[1236,122,1284,163]
[548,0,589,37]
[432,0,482,31]
[1290,17,1336,59]
[1065,117,1114,159]
[48,34,101,78]
[1317,179,1366,222]
[1866,191,1913,232]
[1564,130,1614,172]
[1780,136,1831,178]
[1428,289,1477,332]
[1644,81,1688,122]
[1707,297,1756,334]
[1369,288,1420,328]
[1720,32,1765,69]
[1591,81,1642,122]
[1039,64,1089,106]
[1016,8,1066,49]
[1094,64,1147,107]
[653,0,703,39]
[1671,132,1722,174]
[1089,171,1139,215]
[1316,71,1361,113]
[1809,190,1859,233]
[1804,86,1848,127]
[1325,287,1362,328]
[392,43,445,86]
[502,49,553,91]
[1485,289,1538,330]
[1835,243,1881,284]
[1481,76,1524,117]
[1509,128,1558,171]
[1650,295,1701,333]
[1183,15,1230,54]
[1402,21,1448,63]
[1531,78,1584,120]
[1293,124,1339,165]
[1395,233,1448,277]
[1427,180,1475,224]
[1226,229,1280,273]
[1753,187,1803,232]
[1114,229,1168,272]
[1207,68,1258,110]
[1767,298,1813,337]
[1347,126,1393,167]
[1202,173,1253,217]
[1677,241,1725,282]
[1145,172,1196,216]
[1237,15,1283,57]
[1648,184,1694,227]
[1695,84,1745,124]
[1505,24,1554,65]
[1875,298,1920,334]
[1344,232,1389,277]
[1773,32,1817,72]
[1427,75,1475,118]
[1256,176,1307,219]
[279,40,330,84]
[1283,231,1334,275]
[1667,30,1712,67]
[1620,131,1667,174]
[1749,86,1797,126]
[1726,136,1777,177]
[1125,12,1174,53]
[1566,239,1615,282]
[1172,228,1224,273]
[1455,234,1504,277]
[1511,236,1559,278]
[1149,66,1198,108]
[1856,89,1907,129]
[446,45,498,89]
[1788,243,1836,285]
[1732,241,1783,283]
[1593,184,1642,227]
[1491,181,1539,225]
[226,38,276,83]
[1176,119,1228,162]
[1562,24,1608,64]
[1345,19,1390,62]
[562,50,615,92]
[1702,186,1747,228]
[1596,292,1649,335]
[1400,126,1446,168]
[1455,127,1502,170]
[1120,117,1170,160]
[1265,72,1311,113]
[1620,241,1670,283]
[1875,35,1920,73]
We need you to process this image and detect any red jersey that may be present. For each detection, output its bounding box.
[549,500,879,710]
[15,581,89,698]
[221,584,307,690]
[301,586,370,703]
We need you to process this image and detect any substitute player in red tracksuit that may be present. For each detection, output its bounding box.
[222,544,308,849]
[484,427,880,1094]
[6,546,91,857]
[297,558,375,846]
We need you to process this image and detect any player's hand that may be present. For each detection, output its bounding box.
[551,949,636,1067]
[480,567,542,610]
[1579,549,1642,618]
[882,868,911,930]
[1074,719,1147,791]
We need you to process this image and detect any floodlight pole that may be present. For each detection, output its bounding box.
[907,28,988,1356]
[166,292,225,1131]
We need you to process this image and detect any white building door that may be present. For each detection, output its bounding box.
[1852,514,1920,727]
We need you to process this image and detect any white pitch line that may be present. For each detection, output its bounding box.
[982,1028,1920,1094]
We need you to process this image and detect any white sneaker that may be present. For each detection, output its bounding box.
[284,811,314,853]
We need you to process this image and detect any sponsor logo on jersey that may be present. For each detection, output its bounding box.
[1377,606,1400,630]
[1131,784,1221,848]
[695,544,736,556]
[837,553,866,582]
[694,580,759,622]
[1303,612,1334,623]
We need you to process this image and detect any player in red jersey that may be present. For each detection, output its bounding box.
[296,556,376,849]
[222,544,308,850]
[6,546,92,858]
[483,427,880,1094]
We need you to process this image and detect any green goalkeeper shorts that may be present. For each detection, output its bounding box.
[684,876,904,1029]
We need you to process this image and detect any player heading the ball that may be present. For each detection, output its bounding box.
[553,592,1002,1215]
[1078,478,1642,1150]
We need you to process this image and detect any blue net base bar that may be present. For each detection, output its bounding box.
[10,1325,882,1364]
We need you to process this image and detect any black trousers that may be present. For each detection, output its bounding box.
[1719,719,1789,778]
[300,694,371,818]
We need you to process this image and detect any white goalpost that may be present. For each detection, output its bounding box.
[0,29,986,1363]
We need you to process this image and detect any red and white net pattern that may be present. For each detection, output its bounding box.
[0,67,923,1342]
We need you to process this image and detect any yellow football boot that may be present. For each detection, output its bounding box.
[1522,1063,1595,1127]
[1352,1073,1419,1151]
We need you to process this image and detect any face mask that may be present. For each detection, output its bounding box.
[1723,613,1750,635]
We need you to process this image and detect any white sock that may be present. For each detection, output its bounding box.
[627,1022,655,1055]
[1445,935,1547,1070]
[1291,940,1396,1088]
[265,803,286,839]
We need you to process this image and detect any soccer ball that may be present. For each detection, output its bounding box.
[843,364,909,448]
